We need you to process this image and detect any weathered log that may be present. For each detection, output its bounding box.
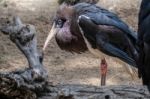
[0,17,150,99]
[38,84,150,99]
[0,17,48,99]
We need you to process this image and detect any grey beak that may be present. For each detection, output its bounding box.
[43,23,57,51]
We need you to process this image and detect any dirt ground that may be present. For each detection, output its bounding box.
[0,0,142,86]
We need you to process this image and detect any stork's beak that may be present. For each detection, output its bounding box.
[43,23,57,51]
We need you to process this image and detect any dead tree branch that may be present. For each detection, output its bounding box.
[0,17,48,99]
[38,84,150,99]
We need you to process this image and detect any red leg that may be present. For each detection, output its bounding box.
[100,58,107,86]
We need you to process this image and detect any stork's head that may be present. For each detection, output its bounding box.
[43,3,87,53]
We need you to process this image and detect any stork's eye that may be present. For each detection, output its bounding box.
[55,19,66,28]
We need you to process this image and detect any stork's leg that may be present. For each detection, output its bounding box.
[100,58,107,86]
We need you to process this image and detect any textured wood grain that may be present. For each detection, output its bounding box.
[0,17,48,99]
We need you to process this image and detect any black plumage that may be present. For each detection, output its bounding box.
[75,3,138,66]
[138,0,150,86]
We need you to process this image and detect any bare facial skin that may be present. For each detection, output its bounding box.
[43,3,87,53]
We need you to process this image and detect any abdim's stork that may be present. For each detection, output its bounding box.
[43,3,138,85]
[138,0,150,86]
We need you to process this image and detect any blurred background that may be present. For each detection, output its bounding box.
[0,0,141,86]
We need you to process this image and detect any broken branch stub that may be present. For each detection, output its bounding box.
[0,17,48,98]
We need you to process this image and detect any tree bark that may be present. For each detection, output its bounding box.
[38,84,150,99]
[0,17,150,99]
[0,17,48,99]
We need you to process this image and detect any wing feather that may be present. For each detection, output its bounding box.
[78,15,137,67]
